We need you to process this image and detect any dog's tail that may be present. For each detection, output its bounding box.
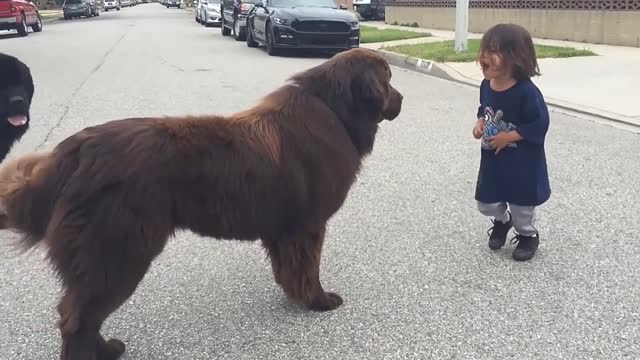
[0,151,57,250]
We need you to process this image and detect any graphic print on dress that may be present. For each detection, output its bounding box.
[480,107,518,150]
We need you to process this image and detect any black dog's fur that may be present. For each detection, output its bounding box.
[0,52,33,162]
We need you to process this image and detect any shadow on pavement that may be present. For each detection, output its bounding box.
[0,32,22,40]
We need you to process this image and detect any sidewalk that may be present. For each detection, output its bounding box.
[362,21,640,127]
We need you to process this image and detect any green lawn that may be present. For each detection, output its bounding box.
[40,11,63,21]
[384,39,596,62]
[360,25,430,44]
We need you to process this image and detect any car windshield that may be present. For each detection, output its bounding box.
[65,0,83,4]
[270,0,337,8]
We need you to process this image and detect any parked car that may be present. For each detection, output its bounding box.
[245,0,359,55]
[87,0,101,16]
[220,0,256,41]
[104,0,121,11]
[194,0,203,22]
[352,0,384,20]
[165,0,180,7]
[0,0,43,37]
[63,0,95,19]
[197,0,221,26]
[121,0,132,6]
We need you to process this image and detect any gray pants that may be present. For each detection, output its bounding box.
[477,202,538,237]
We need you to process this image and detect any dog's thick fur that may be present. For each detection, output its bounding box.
[0,48,403,360]
[0,52,34,163]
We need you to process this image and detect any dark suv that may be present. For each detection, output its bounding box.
[220,0,256,41]
[63,0,95,19]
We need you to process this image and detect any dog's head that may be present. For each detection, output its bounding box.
[289,48,403,154]
[0,53,34,131]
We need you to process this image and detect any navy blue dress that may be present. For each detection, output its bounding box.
[475,78,551,207]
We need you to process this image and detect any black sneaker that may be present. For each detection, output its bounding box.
[486,212,512,250]
[511,233,540,261]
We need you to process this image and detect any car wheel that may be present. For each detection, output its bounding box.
[245,23,258,48]
[233,17,245,41]
[17,13,28,36]
[265,22,279,56]
[221,15,231,35]
[32,14,43,32]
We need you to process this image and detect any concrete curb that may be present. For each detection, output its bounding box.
[373,48,640,131]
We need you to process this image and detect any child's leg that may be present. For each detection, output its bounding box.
[509,205,540,261]
[477,202,512,250]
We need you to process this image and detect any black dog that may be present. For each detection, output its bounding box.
[0,52,33,162]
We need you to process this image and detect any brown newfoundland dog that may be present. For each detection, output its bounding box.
[0,48,403,360]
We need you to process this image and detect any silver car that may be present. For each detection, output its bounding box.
[197,0,221,27]
[104,0,121,11]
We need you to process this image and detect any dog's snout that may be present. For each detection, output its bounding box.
[9,96,25,105]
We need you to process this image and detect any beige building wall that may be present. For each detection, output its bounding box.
[386,7,640,47]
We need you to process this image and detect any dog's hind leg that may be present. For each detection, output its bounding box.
[50,222,158,360]
[263,223,343,312]
[56,255,153,360]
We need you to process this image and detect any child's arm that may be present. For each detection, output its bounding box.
[514,87,550,145]
[473,118,484,139]
[474,80,487,139]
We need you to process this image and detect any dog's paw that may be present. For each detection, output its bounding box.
[308,291,343,311]
[98,338,125,360]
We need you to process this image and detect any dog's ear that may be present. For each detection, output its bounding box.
[351,67,387,122]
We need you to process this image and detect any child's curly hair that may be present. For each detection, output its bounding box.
[477,23,541,80]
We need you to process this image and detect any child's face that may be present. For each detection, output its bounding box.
[479,51,506,80]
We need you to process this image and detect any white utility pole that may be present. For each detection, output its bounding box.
[454,0,469,52]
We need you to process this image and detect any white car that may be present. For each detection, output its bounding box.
[104,0,121,10]
[197,0,221,27]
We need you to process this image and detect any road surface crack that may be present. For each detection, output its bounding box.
[35,30,131,151]
[156,56,185,72]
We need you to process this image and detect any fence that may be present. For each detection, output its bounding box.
[382,0,640,47]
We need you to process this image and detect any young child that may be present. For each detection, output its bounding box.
[472,23,551,261]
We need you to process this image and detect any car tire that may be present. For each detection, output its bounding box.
[265,22,279,56]
[32,14,43,32]
[17,13,28,37]
[233,17,245,41]
[245,23,258,48]
[221,16,231,36]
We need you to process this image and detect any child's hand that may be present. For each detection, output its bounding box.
[487,131,523,154]
[473,119,484,139]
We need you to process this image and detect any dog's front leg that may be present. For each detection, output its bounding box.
[262,224,343,311]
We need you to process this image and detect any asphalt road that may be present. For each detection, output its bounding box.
[1,4,639,360]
